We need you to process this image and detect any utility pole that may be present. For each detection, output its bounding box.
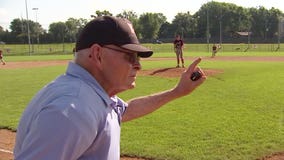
[206,3,210,53]
[219,9,223,46]
[32,8,39,44]
[25,0,31,55]
[277,16,283,51]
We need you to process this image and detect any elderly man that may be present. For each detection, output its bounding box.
[14,16,206,160]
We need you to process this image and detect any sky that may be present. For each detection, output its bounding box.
[0,0,283,31]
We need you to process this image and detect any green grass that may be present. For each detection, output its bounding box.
[3,54,73,62]
[0,65,67,130]
[119,60,284,159]
[0,53,284,159]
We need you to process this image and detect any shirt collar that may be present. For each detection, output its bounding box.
[66,61,112,106]
[110,95,128,124]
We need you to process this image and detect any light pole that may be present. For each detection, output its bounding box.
[25,0,31,55]
[277,16,283,51]
[219,19,222,45]
[32,8,39,44]
[206,2,210,53]
[219,10,224,46]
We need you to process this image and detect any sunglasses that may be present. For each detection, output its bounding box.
[102,46,140,64]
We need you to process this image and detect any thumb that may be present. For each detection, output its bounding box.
[185,57,202,74]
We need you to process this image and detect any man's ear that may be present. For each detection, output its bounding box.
[89,44,103,64]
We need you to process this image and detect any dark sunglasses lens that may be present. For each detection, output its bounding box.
[130,54,139,64]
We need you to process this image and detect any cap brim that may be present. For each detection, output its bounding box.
[120,44,153,58]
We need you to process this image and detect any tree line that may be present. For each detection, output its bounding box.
[0,1,284,44]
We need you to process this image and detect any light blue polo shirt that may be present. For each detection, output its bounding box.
[14,62,127,160]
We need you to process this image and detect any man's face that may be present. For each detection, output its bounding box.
[100,45,141,95]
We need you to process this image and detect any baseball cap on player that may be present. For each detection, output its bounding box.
[75,16,153,58]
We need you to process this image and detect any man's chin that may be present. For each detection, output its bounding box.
[129,83,136,89]
[122,83,136,91]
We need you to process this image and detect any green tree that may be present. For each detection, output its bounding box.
[172,12,193,38]
[91,10,113,18]
[158,22,175,39]
[193,1,252,42]
[249,7,283,40]
[235,7,251,32]
[268,8,284,39]
[65,18,88,42]
[116,11,140,38]
[116,10,138,21]
[0,26,3,32]
[8,18,44,44]
[0,28,12,43]
[32,22,44,44]
[9,18,26,43]
[139,13,166,40]
[249,7,269,39]
[49,22,67,43]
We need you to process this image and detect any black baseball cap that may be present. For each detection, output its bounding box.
[75,16,153,58]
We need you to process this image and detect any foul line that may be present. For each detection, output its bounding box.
[0,148,13,154]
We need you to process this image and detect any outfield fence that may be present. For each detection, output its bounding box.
[1,43,284,56]
[0,43,75,56]
[146,43,284,53]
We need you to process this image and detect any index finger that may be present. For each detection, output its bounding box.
[185,57,202,74]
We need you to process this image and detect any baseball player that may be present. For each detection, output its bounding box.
[0,49,6,65]
[173,35,185,67]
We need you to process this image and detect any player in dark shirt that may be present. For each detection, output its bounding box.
[0,50,6,65]
[173,35,184,67]
[211,43,219,58]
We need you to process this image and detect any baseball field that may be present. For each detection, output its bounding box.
[0,44,284,160]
